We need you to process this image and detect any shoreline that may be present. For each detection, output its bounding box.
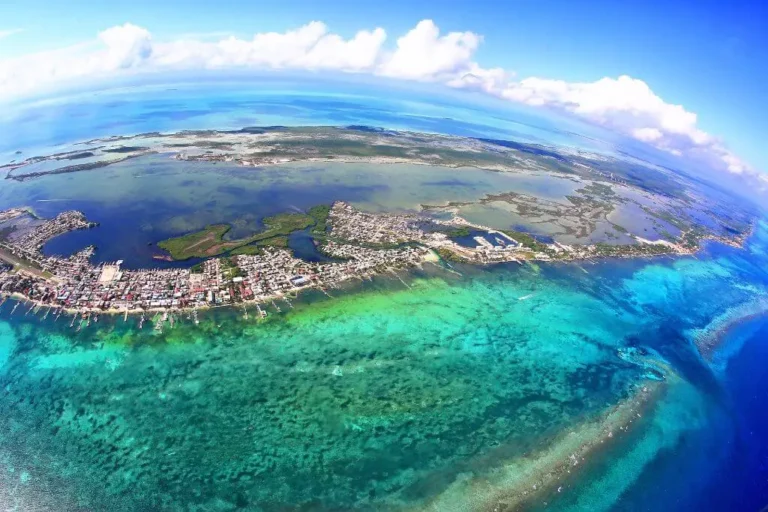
[0,258,443,322]
[0,221,753,323]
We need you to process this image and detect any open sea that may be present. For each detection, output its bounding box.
[0,80,766,511]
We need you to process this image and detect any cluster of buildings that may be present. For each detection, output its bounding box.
[0,201,704,323]
[12,211,95,253]
[327,202,428,245]
[0,211,96,271]
[0,205,432,319]
[327,201,531,264]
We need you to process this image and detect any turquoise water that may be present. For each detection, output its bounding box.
[1,82,767,510]
[0,221,766,510]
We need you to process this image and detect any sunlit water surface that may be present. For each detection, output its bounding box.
[0,222,767,510]
[0,84,766,511]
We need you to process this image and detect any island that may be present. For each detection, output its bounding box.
[0,195,751,332]
[0,126,757,330]
[157,206,329,260]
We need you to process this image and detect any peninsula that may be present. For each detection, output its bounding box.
[0,197,750,331]
[0,126,756,330]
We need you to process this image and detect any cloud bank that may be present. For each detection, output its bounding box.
[0,20,757,179]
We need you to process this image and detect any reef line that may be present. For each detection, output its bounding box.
[407,381,662,512]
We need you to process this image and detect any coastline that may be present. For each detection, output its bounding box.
[0,213,752,324]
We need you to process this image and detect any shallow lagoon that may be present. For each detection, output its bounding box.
[2,84,768,511]
[0,221,767,510]
[0,155,588,267]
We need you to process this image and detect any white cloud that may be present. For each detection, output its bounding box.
[0,20,758,180]
[209,22,386,71]
[632,127,663,142]
[98,23,153,69]
[0,28,22,40]
[455,75,753,177]
[377,20,481,80]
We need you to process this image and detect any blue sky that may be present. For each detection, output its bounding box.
[0,0,766,177]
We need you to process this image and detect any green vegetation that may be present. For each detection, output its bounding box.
[220,258,244,279]
[157,224,231,260]
[257,236,289,248]
[230,236,290,256]
[444,226,471,238]
[610,223,629,234]
[577,182,615,197]
[308,204,331,238]
[501,229,551,253]
[679,228,707,250]
[640,205,690,231]
[229,245,263,256]
[437,247,470,263]
[593,242,673,257]
[157,206,330,260]
[252,213,314,241]
[659,230,676,242]
[565,195,608,209]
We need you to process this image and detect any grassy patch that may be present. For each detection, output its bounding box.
[437,247,470,263]
[230,236,290,256]
[501,229,551,253]
[593,242,673,257]
[444,226,471,238]
[158,207,329,260]
[308,204,331,238]
[230,245,263,256]
[157,224,231,260]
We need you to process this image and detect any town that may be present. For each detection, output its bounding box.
[0,201,746,329]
